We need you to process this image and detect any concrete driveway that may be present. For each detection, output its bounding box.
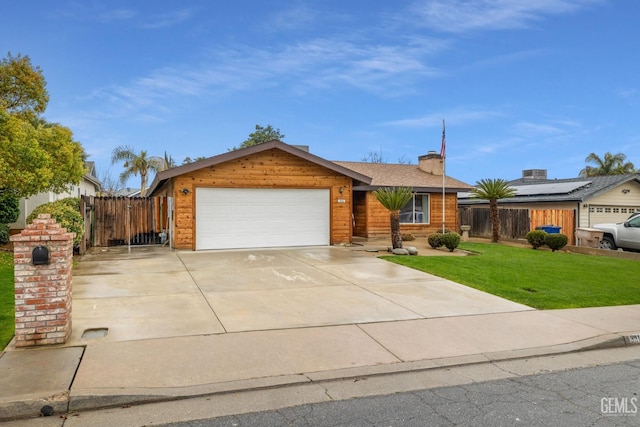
[69,246,531,345]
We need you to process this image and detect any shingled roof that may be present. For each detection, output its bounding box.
[333,161,473,192]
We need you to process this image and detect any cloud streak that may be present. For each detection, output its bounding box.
[408,0,602,33]
[85,35,447,120]
[384,107,503,128]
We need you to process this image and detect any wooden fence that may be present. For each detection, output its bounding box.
[458,207,530,240]
[459,207,576,244]
[80,196,169,250]
[530,209,576,245]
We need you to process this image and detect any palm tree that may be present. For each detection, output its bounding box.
[111,145,164,196]
[471,179,516,243]
[162,151,176,170]
[373,187,413,249]
[579,152,636,177]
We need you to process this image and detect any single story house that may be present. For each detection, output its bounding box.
[334,154,472,238]
[458,169,640,230]
[9,162,102,230]
[147,140,472,250]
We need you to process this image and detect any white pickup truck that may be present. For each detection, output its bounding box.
[594,212,640,251]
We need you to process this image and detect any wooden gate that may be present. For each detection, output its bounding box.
[530,209,576,245]
[81,196,169,249]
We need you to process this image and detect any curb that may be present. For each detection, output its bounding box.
[4,331,638,422]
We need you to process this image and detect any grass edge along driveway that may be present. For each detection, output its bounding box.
[383,242,640,310]
[0,251,14,349]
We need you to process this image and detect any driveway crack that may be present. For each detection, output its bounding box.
[176,252,228,333]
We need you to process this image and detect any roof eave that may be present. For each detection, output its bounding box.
[354,185,471,193]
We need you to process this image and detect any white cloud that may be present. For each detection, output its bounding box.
[141,9,195,29]
[265,4,320,31]
[82,34,447,120]
[384,107,503,128]
[407,0,602,33]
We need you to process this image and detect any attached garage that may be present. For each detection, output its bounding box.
[147,141,371,250]
[195,188,330,250]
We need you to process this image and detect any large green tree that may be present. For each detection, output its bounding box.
[373,186,413,249]
[579,152,637,177]
[470,178,516,243]
[231,124,285,150]
[111,146,164,196]
[0,53,49,121]
[0,53,85,197]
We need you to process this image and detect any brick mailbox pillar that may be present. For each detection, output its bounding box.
[10,214,75,347]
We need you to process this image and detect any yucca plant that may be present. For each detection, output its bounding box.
[373,186,413,249]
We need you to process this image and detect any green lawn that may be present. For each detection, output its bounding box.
[0,251,14,349]
[383,242,640,309]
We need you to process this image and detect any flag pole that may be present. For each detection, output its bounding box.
[441,119,446,233]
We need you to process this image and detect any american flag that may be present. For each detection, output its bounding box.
[440,120,446,161]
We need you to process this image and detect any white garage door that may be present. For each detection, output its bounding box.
[195,188,330,250]
[590,206,640,226]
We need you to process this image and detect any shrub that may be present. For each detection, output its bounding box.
[26,198,83,246]
[427,233,443,249]
[401,233,415,241]
[526,230,547,249]
[0,190,20,224]
[545,233,569,252]
[441,232,461,252]
[0,224,8,245]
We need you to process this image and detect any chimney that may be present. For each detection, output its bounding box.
[522,169,547,180]
[418,151,444,175]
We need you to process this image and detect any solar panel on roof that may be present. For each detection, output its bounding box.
[512,181,591,196]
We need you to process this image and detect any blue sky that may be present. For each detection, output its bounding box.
[2,0,638,188]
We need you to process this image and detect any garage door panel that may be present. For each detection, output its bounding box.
[196,188,330,250]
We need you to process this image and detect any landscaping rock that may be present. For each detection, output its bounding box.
[405,246,419,255]
[392,248,410,255]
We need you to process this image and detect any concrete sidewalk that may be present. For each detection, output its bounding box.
[1,246,640,421]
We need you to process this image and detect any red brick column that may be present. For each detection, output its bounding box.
[10,214,75,347]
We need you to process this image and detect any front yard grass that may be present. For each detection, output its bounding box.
[0,251,14,349]
[383,242,640,310]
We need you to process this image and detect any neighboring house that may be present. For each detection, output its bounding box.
[458,169,640,229]
[112,187,142,197]
[9,162,102,230]
[147,140,472,251]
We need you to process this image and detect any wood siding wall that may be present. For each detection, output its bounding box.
[359,192,460,237]
[168,149,353,250]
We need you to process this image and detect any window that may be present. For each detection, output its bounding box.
[596,207,603,213]
[622,208,628,213]
[400,193,430,224]
[613,208,619,213]
[604,208,611,213]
